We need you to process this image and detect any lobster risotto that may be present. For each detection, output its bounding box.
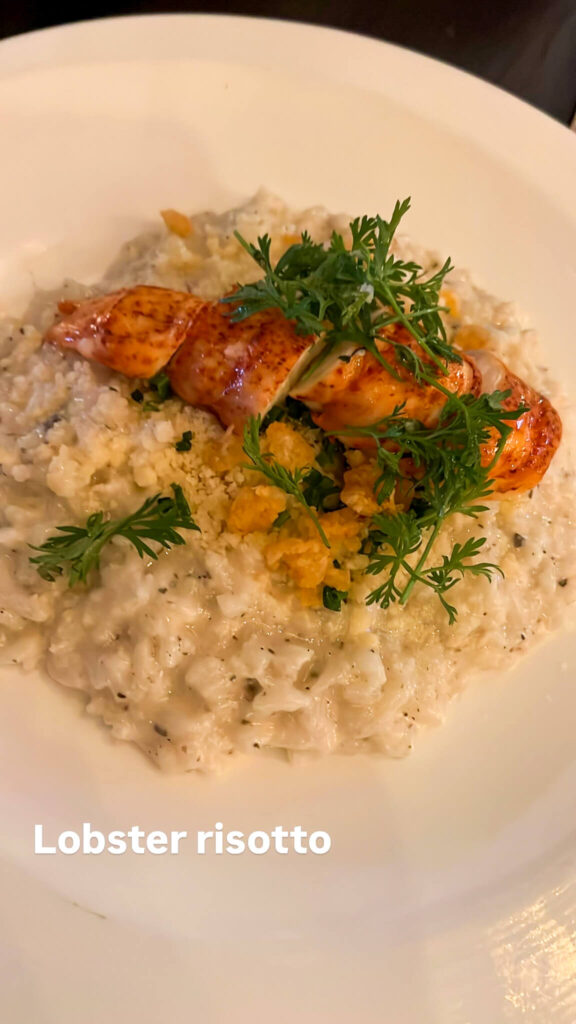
[0,191,574,771]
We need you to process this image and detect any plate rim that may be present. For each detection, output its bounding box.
[1,12,575,142]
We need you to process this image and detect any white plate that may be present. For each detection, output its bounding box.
[1,15,576,1023]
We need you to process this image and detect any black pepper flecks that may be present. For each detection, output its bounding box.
[244,679,263,701]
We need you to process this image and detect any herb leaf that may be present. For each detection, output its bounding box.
[242,416,330,547]
[30,484,199,586]
[316,435,345,474]
[175,430,193,452]
[149,370,172,402]
[364,511,423,611]
[301,468,342,512]
[420,537,503,624]
[272,508,291,529]
[322,585,348,612]
[222,198,456,386]
[131,370,173,411]
[349,391,524,619]
[261,396,316,431]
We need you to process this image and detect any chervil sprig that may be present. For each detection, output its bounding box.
[365,518,502,625]
[420,537,503,624]
[344,390,525,620]
[242,416,330,547]
[30,484,199,586]
[222,198,456,385]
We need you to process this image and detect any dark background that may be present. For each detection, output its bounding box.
[2,0,576,124]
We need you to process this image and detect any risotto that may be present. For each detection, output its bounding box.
[0,190,574,771]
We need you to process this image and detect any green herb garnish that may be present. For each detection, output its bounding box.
[342,391,524,621]
[220,197,530,623]
[301,468,342,512]
[242,415,329,547]
[316,435,346,474]
[322,585,348,612]
[261,396,316,431]
[149,370,172,402]
[222,198,455,386]
[272,509,291,530]
[30,484,199,586]
[131,371,173,411]
[281,396,317,427]
[364,514,501,624]
[175,430,193,452]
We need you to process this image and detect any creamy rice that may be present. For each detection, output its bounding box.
[0,190,574,771]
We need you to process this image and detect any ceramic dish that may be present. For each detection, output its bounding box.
[1,15,575,1023]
